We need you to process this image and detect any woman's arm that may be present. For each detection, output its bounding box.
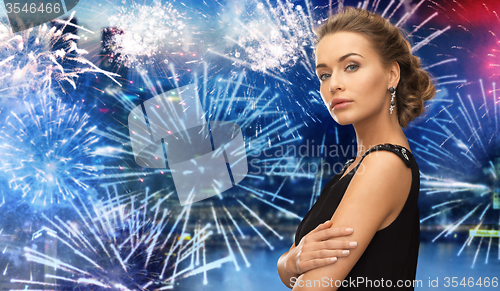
[291,151,412,290]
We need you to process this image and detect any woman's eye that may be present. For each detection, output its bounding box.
[346,64,358,71]
[319,64,358,81]
[319,74,330,81]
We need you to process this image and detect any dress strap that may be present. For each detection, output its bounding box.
[360,143,414,168]
[342,143,414,173]
[342,158,356,172]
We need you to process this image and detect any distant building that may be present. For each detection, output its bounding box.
[98,27,129,90]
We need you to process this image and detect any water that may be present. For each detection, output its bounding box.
[174,241,500,290]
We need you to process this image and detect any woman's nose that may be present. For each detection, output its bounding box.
[328,73,345,92]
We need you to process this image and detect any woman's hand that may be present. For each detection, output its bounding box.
[286,220,357,276]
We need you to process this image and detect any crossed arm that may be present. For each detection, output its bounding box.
[291,151,412,291]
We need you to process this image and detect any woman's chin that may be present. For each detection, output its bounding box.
[331,113,351,125]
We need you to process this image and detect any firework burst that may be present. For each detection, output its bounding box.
[0,12,120,101]
[0,94,122,206]
[103,0,190,68]
[207,0,315,83]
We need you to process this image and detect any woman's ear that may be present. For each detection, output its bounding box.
[388,61,400,88]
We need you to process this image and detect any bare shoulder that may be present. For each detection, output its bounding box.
[356,149,412,179]
[352,150,412,212]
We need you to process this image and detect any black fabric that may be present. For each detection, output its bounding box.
[294,143,420,290]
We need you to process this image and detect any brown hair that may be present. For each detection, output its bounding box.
[314,7,436,128]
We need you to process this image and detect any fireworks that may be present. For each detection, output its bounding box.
[12,188,175,289]
[1,0,497,288]
[413,79,500,267]
[9,186,240,289]
[0,12,120,100]
[203,0,467,129]
[105,0,190,68]
[0,95,121,206]
[89,61,307,273]
[207,0,315,82]
[228,0,313,73]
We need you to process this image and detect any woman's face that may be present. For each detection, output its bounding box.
[315,31,394,125]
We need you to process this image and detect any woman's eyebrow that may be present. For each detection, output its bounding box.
[316,52,364,70]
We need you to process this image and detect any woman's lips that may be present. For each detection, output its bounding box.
[333,101,353,110]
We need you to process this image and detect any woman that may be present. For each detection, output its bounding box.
[277,7,435,290]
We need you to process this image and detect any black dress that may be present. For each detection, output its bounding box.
[294,143,420,290]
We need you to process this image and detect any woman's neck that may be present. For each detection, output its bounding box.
[352,110,409,157]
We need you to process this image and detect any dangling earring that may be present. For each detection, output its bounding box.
[389,87,396,114]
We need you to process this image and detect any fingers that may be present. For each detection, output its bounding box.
[314,226,354,241]
[296,247,354,274]
[312,220,332,232]
[322,239,358,250]
[297,255,341,274]
[304,249,351,261]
